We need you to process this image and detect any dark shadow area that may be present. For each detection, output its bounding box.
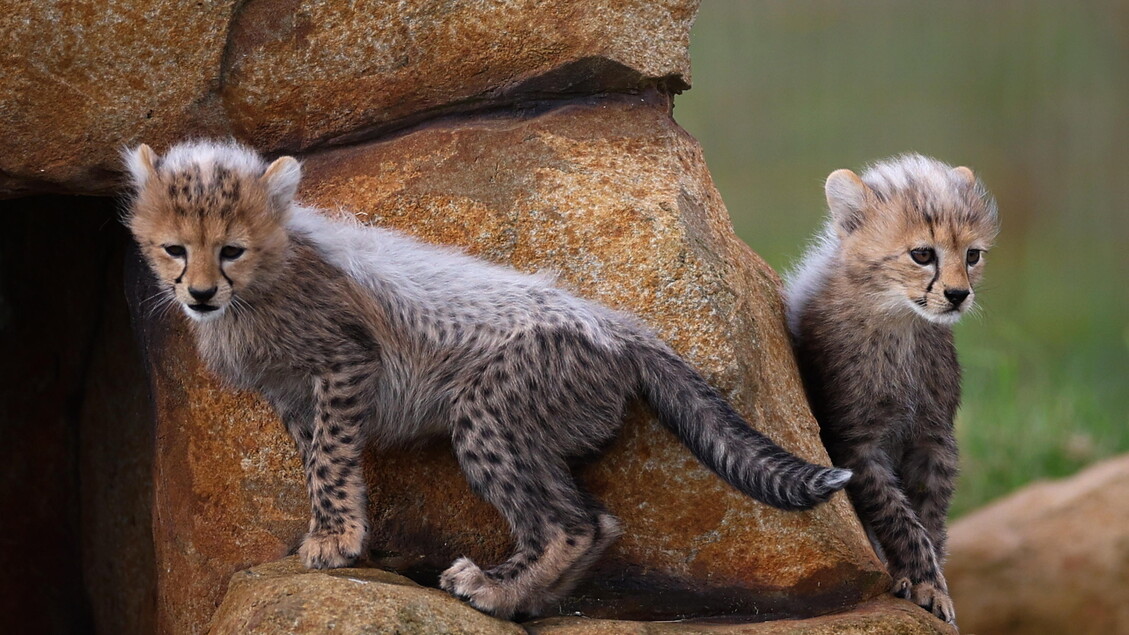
[0,195,155,634]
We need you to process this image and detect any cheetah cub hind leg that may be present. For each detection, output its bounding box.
[440,557,525,619]
[516,512,624,617]
[439,523,599,620]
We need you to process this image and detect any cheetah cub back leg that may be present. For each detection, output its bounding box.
[439,414,615,619]
[521,506,623,616]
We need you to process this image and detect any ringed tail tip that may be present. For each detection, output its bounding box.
[824,467,853,490]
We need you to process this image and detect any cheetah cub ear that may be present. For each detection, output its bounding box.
[952,165,976,186]
[124,143,159,189]
[261,155,302,213]
[825,168,873,237]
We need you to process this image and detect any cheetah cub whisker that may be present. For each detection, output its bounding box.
[125,139,851,620]
[785,154,999,624]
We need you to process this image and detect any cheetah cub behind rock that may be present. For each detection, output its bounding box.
[785,154,998,624]
[124,139,851,620]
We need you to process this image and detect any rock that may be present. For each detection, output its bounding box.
[212,559,950,635]
[141,319,308,634]
[527,596,955,634]
[300,91,888,619]
[0,0,236,197]
[0,0,695,197]
[945,455,1129,635]
[222,0,697,150]
[135,89,888,632]
[210,557,523,634]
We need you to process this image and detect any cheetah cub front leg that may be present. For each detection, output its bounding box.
[297,374,370,569]
[893,575,955,625]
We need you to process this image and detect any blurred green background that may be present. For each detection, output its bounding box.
[676,1,1128,517]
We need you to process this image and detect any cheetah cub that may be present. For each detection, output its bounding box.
[785,154,998,624]
[124,140,851,619]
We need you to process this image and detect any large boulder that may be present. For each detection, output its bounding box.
[222,0,695,149]
[302,91,888,617]
[138,91,890,632]
[946,455,1129,635]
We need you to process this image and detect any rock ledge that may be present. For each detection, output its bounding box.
[211,557,954,635]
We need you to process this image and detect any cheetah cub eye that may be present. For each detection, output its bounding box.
[909,248,935,265]
[221,245,245,260]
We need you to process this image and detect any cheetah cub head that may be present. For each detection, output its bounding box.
[123,141,301,322]
[826,152,1002,323]
[825,154,998,325]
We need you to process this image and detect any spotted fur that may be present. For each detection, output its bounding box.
[124,139,851,619]
[785,154,999,624]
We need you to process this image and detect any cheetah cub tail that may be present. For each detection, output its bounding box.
[634,340,851,510]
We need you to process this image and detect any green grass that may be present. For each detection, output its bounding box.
[677,2,1129,517]
[953,334,1128,516]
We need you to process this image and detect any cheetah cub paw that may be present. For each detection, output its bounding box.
[298,527,365,569]
[893,577,956,624]
[439,557,523,620]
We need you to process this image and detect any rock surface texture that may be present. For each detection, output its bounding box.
[3,0,956,633]
[212,557,954,635]
[210,557,524,635]
[946,455,1129,635]
[1,0,694,196]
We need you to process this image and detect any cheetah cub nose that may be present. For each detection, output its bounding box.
[943,288,970,308]
[189,286,218,302]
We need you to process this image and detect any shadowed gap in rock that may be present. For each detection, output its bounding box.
[0,195,155,634]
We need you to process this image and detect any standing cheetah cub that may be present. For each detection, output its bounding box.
[124,139,851,619]
[785,154,998,624]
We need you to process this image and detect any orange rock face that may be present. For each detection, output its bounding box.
[135,91,888,631]
[141,322,307,634]
[0,0,235,196]
[222,0,696,149]
[0,0,694,196]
